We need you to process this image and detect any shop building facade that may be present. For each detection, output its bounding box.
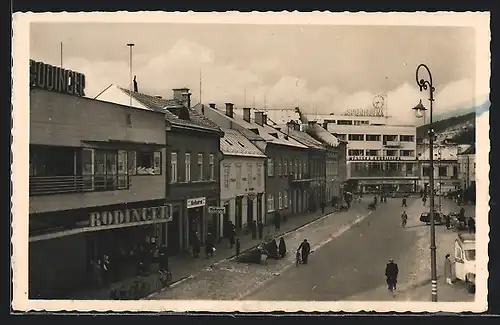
[416,142,460,193]
[193,103,309,223]
[29,77,169,298]
[97,86,223,253]
[219,128,266,234]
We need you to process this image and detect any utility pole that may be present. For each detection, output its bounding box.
[60,42,63,67]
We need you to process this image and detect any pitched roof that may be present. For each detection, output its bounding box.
[307,123,340,147]
[206,106,308,149]
[458,144,476,155]
[277,124,325,150]
[220,129,266,158]
[118,87,221,133]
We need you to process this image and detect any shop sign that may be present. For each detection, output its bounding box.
[187,197,206,209]
[342,108,384,117]
[89,205,172,227]
[208,206,226,214]
[30,59,86,97]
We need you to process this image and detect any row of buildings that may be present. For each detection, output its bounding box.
[28,61,347,298]
[310,104,476,196]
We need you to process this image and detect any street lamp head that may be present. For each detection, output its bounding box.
[413,99,427,118]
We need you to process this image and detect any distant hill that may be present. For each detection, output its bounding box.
[417,111,475,144]
[433,99,490,121]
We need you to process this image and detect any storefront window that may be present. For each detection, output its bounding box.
[135,151,162,175]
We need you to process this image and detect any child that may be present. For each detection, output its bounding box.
[295,250,301,267]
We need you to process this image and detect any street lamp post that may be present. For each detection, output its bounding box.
[413,63,438,302]
[438,148,442,213]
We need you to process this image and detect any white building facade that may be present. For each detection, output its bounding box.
[219,129,266,235]
[416,142,460,193]
[315,113,418,193]
[457,144,476,192]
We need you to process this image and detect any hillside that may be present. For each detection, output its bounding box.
[416,111,475,145]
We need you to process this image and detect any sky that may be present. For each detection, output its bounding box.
[30,23,479,125]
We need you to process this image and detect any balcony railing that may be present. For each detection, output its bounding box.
[30,175,130,196]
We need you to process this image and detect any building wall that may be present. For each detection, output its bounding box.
[220,155,266,200]
[458,154,476,188]
[29,89,167,214]
[165,127,222,251]
[418,160,460,192]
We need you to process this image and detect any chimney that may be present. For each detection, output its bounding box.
[286,120,295,130]
[263,113,268,125]
[172,88,189,101]
[255,111,264,126]
[243,107,251,123]
[225,103,234,118]
[181,91,192,108]
[209,103,216,109]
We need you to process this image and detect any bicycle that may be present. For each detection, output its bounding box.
[156,269,172,290]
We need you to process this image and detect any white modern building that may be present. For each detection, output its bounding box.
[219,128,266,234]
[312,112,418,193]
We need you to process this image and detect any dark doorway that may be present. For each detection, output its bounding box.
[257,194,263,222]
[222,202,229,237]
[235,196,243,230]
[188,207,203,244]
[167,208,180,254]
[247,197,254,226]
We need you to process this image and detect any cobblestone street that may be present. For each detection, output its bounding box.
[148,199,372,300]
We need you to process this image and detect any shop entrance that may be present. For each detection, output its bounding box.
[256,194,263,222]
[188,207,203,244]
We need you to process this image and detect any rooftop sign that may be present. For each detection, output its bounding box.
[30,60,86,97]
[342,108,384,117]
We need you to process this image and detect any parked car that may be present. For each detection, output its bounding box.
[454,233,476,293]
[419,212,443,225]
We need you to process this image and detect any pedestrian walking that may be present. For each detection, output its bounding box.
[278,237,287,258]
[235,238,241,256]
[402,197,407,207]
[295,250,301,267]
[422,196,427,206]
[444,254,454,285]
[467,217,476,233]
[401,211,408,228]
[102,254,111,286]
[257,219,264,239]
[298,239,311,264]
[385,259,399,292]
[251,220,257,240]
[273,211,281,232]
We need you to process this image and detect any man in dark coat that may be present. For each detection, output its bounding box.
[445,213,451,229]
[251,220,257,240]
[192,232,201,258]
[278,237,287,258]
[205,234,215,258]
[257,219,264,239]
[273,212,281,231]
[298,239,311,264]
[467,217,476,233]
[385,259,399,291]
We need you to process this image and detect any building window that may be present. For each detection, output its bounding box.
[257,163,262,187]
[405,163,415,175]
[452,166,458,178]
[267,158,274,176]
[247,163,253,187]
[223,164,231,189]
[289,160,293,175]
[185,153,191,182]
[423,166,431,177]
[284,190,288,208]
[439,166,448,177]
[386,150,398,157]
[337,120,353,125]
[209,154,215,180]
[294,159,299,178]
[348,134,364,141]
[278,192,283,210]
[366,149,380,157]
[170,152,178,183]
[400,135,415,142]
[278,159,282,176]
[284,159,288,175]
[197,153,203,181]
[348,149,364,156]
[267,193,275,212]
[400,150,415,157]
[383,135,398,142]
[236,164,242,189]
[366,134,381,141]
[132,151,162,175]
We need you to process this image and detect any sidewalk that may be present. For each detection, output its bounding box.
[73,204,341,299]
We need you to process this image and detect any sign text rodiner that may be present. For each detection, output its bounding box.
[89,205,172,227]
[30,59,86,97]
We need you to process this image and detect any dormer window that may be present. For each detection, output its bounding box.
[225,139,233,146]
[237,141,245,148]
[249,128,259,135]
[269,133,279,139]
